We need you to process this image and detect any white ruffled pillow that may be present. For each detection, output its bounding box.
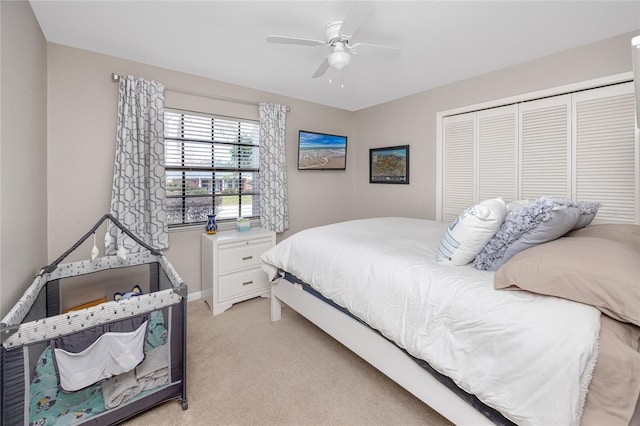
[437,198,507,265]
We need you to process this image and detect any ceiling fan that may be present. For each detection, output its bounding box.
[266,2,401,78]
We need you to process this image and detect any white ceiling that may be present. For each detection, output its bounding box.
[30,1,640,111]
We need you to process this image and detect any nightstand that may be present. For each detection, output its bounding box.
[201,227,276,315]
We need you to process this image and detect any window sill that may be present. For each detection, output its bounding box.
[168,219,261,234]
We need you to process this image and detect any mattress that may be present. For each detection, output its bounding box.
[261,217,601,425]
[284,271,516,426]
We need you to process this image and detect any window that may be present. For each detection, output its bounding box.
[164,109,260,227]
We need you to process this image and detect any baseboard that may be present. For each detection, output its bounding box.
[187,291,202,302]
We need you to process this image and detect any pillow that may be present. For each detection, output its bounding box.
[567,223,640,252]
[497,207,581,269]
[495,236,640,326]
[505,199,532,217]
[507,198,599,230]
[473,196,581,271]
[437,198,506,265]
[569,200,600,230]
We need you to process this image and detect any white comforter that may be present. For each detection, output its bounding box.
[261,217,600,425]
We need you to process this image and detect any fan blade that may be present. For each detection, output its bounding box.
[312,58,330,79]
[350,42,401,57]
[266,35,326,47]
[338,1,373,38]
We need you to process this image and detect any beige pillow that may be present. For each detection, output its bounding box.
[495,236,640,326]
[567,223,640,252]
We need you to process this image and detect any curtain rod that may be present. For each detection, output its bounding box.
[111,73,290,111]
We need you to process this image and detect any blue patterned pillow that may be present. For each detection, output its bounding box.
[473,197,599,271]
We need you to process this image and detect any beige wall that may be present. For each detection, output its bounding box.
[4,16,636,307]
[46,44,355,296]
[0,1,47,318]
[352,31,638,221]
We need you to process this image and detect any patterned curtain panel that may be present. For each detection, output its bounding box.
[258,103,289,233]
[107,75,168,253]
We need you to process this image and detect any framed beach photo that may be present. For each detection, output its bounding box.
[369,145,410,184]
[297,130,347,170]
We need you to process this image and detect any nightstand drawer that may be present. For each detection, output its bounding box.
[218,268,269,301]
[218,239,272,274]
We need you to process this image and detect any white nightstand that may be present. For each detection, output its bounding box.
[201,227,276,315]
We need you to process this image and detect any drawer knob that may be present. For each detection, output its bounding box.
[242,256,253,261]
[242,280,253,286]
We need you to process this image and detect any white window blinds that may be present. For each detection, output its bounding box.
[164,109,260,226]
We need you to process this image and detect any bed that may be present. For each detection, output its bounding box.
[0,214,188,426]
[260,199,640,425]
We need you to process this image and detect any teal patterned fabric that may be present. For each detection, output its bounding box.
[28,311,168,425]
[258,103,289,233]
[108,75,168,253]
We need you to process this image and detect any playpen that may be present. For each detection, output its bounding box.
[1,214,188,425]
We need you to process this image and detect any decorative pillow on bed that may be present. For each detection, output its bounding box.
[437,198,506,265]
[567,223,640,252]
[570,201,600,231]
[473,197,588,271]
[494,236,640,326]
[505,199,533,217]
[505,198,599,230]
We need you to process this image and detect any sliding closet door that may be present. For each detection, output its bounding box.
[518,95,572,199]
[477,105,518,201]
[442,113,476,222]
[572,83,638,223]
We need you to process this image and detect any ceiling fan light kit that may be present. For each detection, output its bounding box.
[328,42,351,70]
[266,2,400,79]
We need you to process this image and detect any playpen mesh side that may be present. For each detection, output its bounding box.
[1,347,27,424]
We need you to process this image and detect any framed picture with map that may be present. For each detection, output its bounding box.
[369,145,410,184]
[297,130,347,170]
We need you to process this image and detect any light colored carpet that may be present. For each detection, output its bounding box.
[124,297,453,425]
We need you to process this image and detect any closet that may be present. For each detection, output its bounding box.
[439,81,638,224]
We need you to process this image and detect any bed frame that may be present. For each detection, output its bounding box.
[270,278,493,425]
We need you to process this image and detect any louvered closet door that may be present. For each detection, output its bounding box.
[573,83,638,223]
[477,105,518,201]
[442,113,476,222]
[519,95,572,199]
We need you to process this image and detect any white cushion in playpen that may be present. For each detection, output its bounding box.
[54,321,147,392]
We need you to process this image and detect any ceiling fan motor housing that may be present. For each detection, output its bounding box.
[325,21,351,70]
[325,21,346,45]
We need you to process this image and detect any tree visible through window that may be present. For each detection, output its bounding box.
[164,109,260,227]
